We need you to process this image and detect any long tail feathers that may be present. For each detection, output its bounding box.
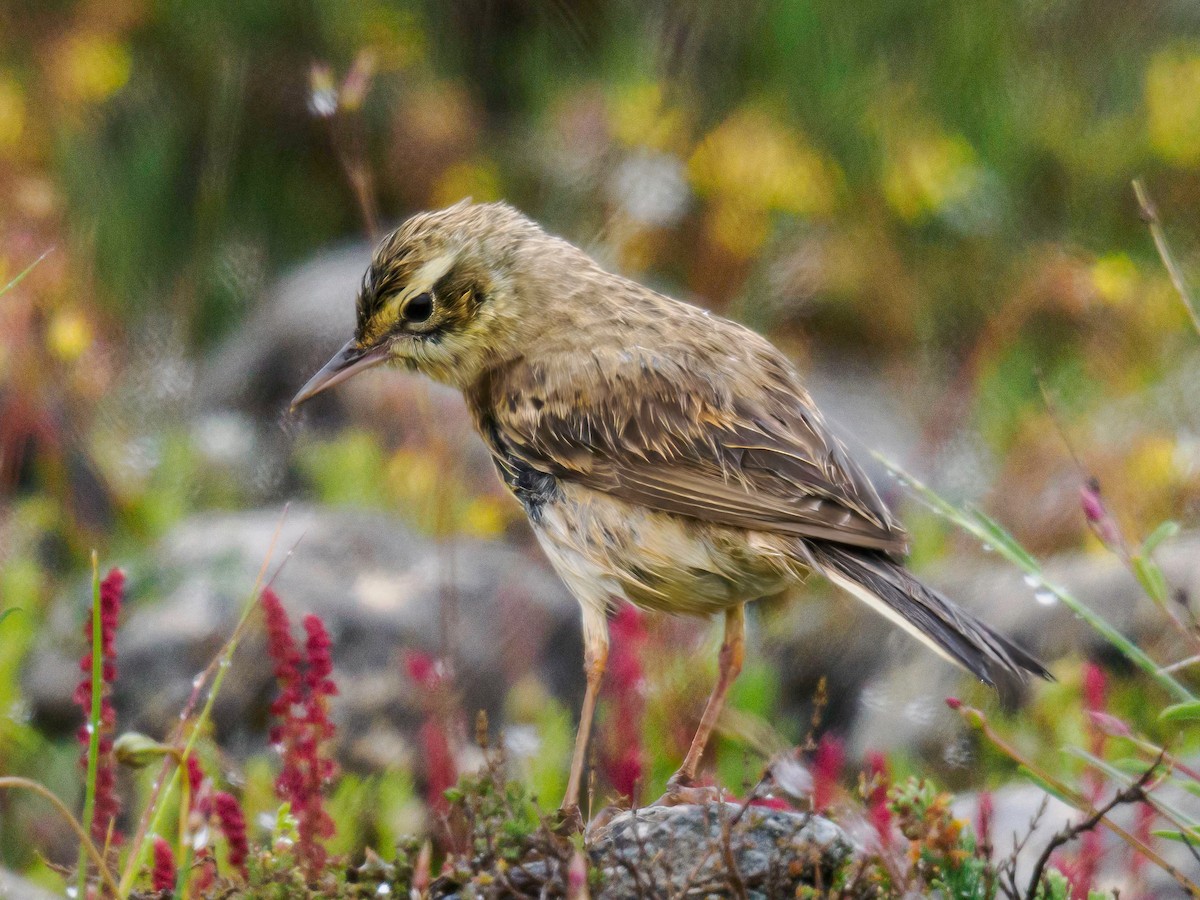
[811,543,1053,687]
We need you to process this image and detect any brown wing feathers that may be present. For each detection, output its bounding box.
[471,333,1049,685]
[477,346,909,554]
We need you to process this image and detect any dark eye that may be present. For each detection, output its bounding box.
[403,292,434,323]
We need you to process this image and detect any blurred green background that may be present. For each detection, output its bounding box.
[2,0,1200,891]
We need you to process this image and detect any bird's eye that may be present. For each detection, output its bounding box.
[403,292,434,323]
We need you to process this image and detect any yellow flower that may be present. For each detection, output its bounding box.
[1146,46,1200,166]
[0,77,25,151]
[704,202,771,259]
[690,108,840,217]
[47,308,93,362]
[882,132,979,222]
[1090,253,1138,306]
[608,82,689,152]
[432,159,501,208]
[689,107,841,257]
[460,496,511,538]
[53,34,131,103]
[1127,435,1179,497]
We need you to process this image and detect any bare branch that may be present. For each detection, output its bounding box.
[1133,178,1200,337]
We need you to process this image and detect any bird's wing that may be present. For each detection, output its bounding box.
[472,342,909,555]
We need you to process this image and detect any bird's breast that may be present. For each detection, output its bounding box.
[527,481,793,617]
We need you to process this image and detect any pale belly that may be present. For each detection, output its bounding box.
[529,481,796,618]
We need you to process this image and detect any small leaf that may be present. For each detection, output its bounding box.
[1152,828,1200,844]
[0,607,21,628]
[1131,554,1170,605]
[1161,701,1200,722]
[1142,521,1180,554]
[1111,756,1153,776]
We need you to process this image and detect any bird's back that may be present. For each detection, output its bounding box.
[467,258,908,556]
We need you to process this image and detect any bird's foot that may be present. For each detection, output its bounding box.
[551,804,584,836]
[585,804,625,835]
[651,772,723,807]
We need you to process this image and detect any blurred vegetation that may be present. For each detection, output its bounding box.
[2,0,1200,895]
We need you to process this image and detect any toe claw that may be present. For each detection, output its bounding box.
[651,772,723,807]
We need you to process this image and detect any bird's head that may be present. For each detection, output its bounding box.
[291,200,545,409]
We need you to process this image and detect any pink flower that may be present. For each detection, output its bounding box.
[1080,479,1121,548]
[976,790,994,850]
[151,836,177,893]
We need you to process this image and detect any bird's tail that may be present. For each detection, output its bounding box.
[810,543,1052,687]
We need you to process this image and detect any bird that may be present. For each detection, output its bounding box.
[291,199,1051,822]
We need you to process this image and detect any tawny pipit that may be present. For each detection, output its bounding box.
[292,200,1050,817]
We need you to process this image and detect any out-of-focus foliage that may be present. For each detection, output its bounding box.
[2,0,1199,564]
[2,1,1200,896]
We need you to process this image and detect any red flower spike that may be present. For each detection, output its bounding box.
[263,591,338,878]
[302,614,337,698]
[74,568,125,845]
[1082,662,1107,713]
[811,734,845,813]
[865,751,892,847]
[151,836,177,893]
[192,849,216,893]
[214,791,250,878]
[402,650,461,812]
[599,605,648,801]
[403,650,441,691]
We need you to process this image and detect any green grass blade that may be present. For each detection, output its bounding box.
[0,249,52,298]
[875,453,1196,704]
[78,553,103,899]
[1161,701,1200,723]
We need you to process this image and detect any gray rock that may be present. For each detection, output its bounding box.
[587,803,857,898]
[23,506,581,771]
[195,243,370,414]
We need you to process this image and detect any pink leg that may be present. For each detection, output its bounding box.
[673,603,746,788]
[561,604,609,817]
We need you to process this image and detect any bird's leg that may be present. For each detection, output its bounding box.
[660,603,745,805]
[559,603,609,830]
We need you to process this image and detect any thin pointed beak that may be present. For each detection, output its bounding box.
[290,339,390,411]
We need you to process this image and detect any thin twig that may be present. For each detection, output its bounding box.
[1024,760,1162,900]
[1133,178,1200,337]
[715,803,748,900]
[0,777,120,897]
[1162,653,1200,674]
